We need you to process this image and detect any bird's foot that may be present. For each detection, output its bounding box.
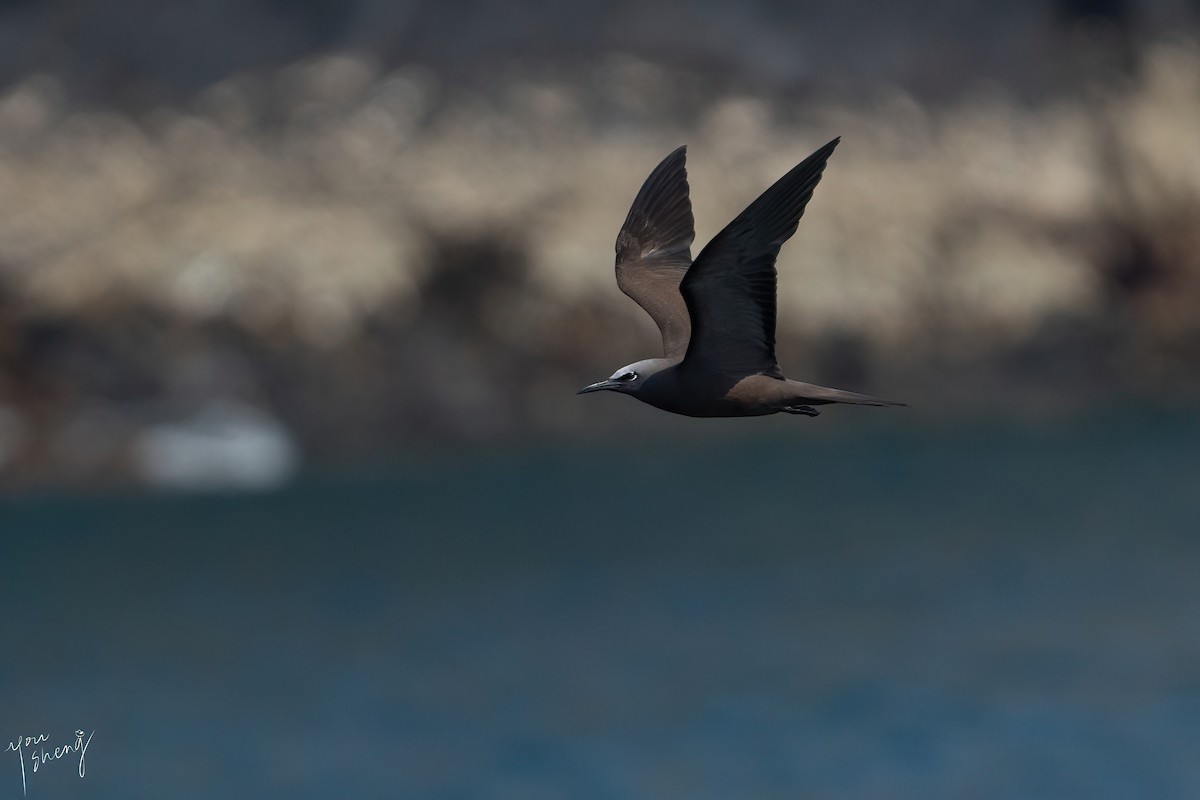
[782,405,820,417]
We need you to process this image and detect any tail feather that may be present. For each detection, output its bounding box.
[786,381,907,408]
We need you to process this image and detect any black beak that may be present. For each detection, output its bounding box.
[577,379,619,395]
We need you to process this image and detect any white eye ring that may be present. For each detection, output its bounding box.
[621,371,638,381]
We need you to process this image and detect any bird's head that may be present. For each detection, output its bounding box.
[577,359,666,397]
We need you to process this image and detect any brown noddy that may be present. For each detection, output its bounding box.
[579,138,905,417]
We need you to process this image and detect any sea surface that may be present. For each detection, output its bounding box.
[2,416,1199,799]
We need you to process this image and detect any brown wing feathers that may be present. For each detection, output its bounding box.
[679,137,840,378]
[614,146,696,359]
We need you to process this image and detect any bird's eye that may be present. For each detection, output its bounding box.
[621,371,638,381]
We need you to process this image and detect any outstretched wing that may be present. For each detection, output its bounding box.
[679,137,840,378]
[615,146,695,359]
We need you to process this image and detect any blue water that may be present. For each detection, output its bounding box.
[2,417,1199,799]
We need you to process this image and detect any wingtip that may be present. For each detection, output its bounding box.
[649,145,688,178]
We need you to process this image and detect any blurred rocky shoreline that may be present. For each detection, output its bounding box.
[1,3,1199,487]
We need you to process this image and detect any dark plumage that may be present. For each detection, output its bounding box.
[579,139,905,418]
[614,145,695,359]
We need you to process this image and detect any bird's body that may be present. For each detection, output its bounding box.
[579,138,904,418]
[600,359,895,418]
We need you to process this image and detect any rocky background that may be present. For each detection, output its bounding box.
[1,0,1199,487]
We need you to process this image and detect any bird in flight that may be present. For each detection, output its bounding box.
[579,138,904,418]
